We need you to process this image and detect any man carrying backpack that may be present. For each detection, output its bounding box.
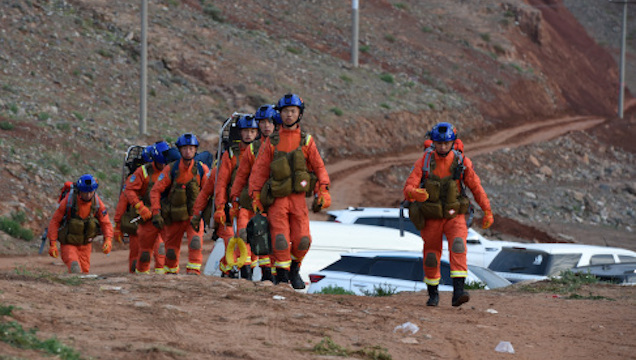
[227,105,280,282]
[403,122,494,307]
[249,94,331,289]
[148,133,210,275]
[47,174,113,273]
[122,142,170,274]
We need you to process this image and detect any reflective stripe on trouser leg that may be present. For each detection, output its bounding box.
[258,256,271,267]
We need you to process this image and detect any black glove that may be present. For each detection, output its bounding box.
[152,214,164,229]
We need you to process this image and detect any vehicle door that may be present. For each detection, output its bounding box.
[350,256,423,295]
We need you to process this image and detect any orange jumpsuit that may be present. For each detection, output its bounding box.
[249,127,330,270]
[403,150,491,285]
[116,173,165,274]
[229,141,265,269]
[47,192,113,273]
[149,159,209,274]
[214,143,256,273]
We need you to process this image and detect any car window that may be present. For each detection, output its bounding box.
[326,214,338,222]
[545,254,583,276]
[589,254,615,265]
[618,255,636,263]
[368,258,419,281]
[488,249,551,275]
[354,217,420,235]
[323,257,372,274]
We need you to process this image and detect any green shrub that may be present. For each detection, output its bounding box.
[8,103,19,114]
[286,46,302,55]
[362,284,397,297]
[480,33,491,42]
[315,285,355,295]
[330,107,344,116]
[0,121,15,130]
[38,112,50,121]
[384,34,396,43]
[0,320,82,359]
[421,26,433,33]
[0,216,34,241]
[71,111,84,121]
[340,75,353,83]
[359,44,370,53]
[379,73,394,83]
[0,304,14,316]
[465,281,486,290]
[203,4,224,22]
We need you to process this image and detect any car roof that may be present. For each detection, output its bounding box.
[500,243,636,256]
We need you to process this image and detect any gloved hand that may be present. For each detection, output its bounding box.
[113,224,123,244]
[102,238,112,254]
[252,192,264,213]
[48,240,59,258]
[229,201,240,220]
[409,188,429,202]
[317,185,331,210]
[482,210,494,229]
[213,208,226,226]
[135,202,152,222]
[151,214,164,229]
[190,214,202,232]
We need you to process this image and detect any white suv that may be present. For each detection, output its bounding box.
[488,243,636,283]
[327,207,518,267]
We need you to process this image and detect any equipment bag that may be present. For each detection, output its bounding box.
[246,212,270,256]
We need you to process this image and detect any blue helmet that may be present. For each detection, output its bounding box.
[255,105,278,121]
[236,115,258,129]
[141,145,154,163]
[151,141,170,164]
[430,122,457,142]
[175,133,199,147]
[275,93,304,114]
[76,174,99,193]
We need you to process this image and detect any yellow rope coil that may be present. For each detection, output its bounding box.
[225,236,248,268]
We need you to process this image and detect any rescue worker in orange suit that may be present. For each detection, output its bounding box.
[227,105,279,282]
[121,142,169,274]
[403,122,494,307]
[213,115,260,279]
[47,174,114,273]
[249,94,331,289]
[148,133,210,275]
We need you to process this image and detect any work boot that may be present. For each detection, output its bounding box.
[289,261,306,290]
[240,266,253,281]
[451,277,470,307]
[261,266,273,282]
[426,285,439,307]
[275,268,290,285]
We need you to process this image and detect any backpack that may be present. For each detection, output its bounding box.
[246,212,270,256]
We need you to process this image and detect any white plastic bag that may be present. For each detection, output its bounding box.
[495,341,515,354]
[393,321,419,335]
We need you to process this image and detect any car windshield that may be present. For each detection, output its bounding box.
[354,217,420,235]
[489,248,582,276]
[323,256,373,274]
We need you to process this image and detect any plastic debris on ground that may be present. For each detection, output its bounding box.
[393,321,419,335]
[495,341,515,354]
[272,295,286,300]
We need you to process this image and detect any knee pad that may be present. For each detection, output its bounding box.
[451,237,466,253]
[140,251,151,263]
[425,253,438,268]
[298,236,311,251]
[166,248,177,261]
[70,261,81,274]
[274,234,288,250]
[158,242,165,255]
[190,236,201,250]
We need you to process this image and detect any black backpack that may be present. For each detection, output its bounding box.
[246,213,270,256]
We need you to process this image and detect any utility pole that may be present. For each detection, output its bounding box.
[351,0,359,67]
[139,0,148,135]
[610,0,636,119]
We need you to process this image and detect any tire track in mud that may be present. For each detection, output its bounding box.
[326,116,606,209]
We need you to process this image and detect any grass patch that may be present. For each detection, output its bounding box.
[315,285,355,295]
[203,4,224,22]
[71,111,84,121]
[480,33,491,42]
[0,304,15,316]
[384,34,396,43]
[0,121,15,130]
[362,284,397,297]
[0,213,33,241]
[340,75,353,83]
[286,46,302,55]
[393,3,407,10]
[0,320,83,359]
[380,103,391,109]
[330,107,344,116]
[38,112,50,121]
[8,103,19,114]
[359,44,370,53]
[56,122,71,132]
[13,266,83,286]
[311,337,392,360]
[465,281,486,290]
[517,270,611,299]
[379,73,394,84]
[421,26,433,33]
